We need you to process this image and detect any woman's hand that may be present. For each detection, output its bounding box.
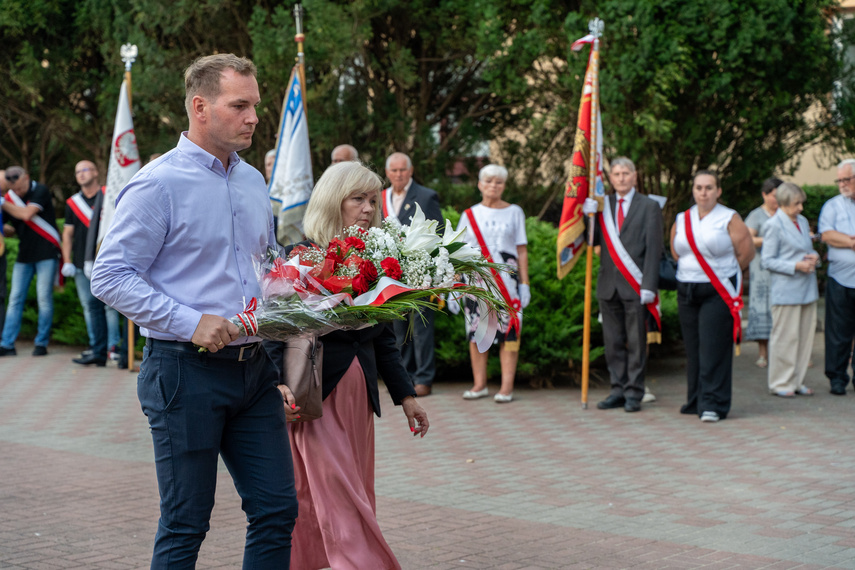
[277,384,302,422]
[401,395,430,438]
[795,259,815,274]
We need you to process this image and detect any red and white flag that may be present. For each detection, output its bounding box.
[99,79,140,244]
[556,38,604,279]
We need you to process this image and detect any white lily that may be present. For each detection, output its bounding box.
[448,242,482,263]
[401,203,442,254]
[440,219,466,246]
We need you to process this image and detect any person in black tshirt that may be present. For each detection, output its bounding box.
[0,166,61,356]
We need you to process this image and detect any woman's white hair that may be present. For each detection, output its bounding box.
[302,162,383,247]
[775,182,806,208]
[478,164,508,181]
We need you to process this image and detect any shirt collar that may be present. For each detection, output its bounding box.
[388,178,413,195]
[178,132,241,177]
[616,187,636,204]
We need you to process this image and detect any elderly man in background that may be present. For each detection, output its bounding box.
[331,144,359,164]
[0,166,60,357]
[819,159,855,395]
[384,152,442,396]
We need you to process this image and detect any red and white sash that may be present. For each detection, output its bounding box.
[67,193,93,228]
[598,195,661,331]
[683,207,743,352]
[4,190,61,250]
[464,208,520,335]
[381,188,392,219]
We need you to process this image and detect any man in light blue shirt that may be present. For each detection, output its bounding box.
[819,159,855,395]
[91,54,296,569]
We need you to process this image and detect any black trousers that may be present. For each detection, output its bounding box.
[678,281,734,418]
[393,307,435,387]
[599,293,647,400]
[825,277,855,389]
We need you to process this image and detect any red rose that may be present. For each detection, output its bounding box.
[359,259,379,284]
[352,274,369,295]
[380,257,402,281]
[345,236,366,252]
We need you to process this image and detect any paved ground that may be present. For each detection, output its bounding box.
[1,333,854,569]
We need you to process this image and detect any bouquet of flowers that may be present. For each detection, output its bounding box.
[230,204,509,351]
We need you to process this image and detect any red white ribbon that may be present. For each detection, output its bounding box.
[235,297,259,337]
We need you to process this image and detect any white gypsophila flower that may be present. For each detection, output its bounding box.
[400,249,433,288]
[432,247,456,287]
[401,204,441,255]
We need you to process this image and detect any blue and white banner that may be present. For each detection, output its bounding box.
[269,66,313,245]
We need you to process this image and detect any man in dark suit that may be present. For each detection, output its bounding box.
[384,152,442,396]
[583,157,662,412]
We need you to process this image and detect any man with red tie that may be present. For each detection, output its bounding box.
[583,157,663,412]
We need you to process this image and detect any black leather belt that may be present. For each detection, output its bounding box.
[146,338,261,361]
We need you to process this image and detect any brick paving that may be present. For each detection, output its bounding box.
[1,333,854,569]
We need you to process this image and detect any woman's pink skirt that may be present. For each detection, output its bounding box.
[288,356,401,570]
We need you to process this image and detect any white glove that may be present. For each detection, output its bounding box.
[640,289,655,305]
[61,262,77,278]
[519,283,531,308]
[582,198,598,215]
[447,298,461,315]
[83,260,93,279]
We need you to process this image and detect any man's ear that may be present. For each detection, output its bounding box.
[191,95,207,121]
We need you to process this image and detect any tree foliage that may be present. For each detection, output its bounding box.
[0,0,850,226]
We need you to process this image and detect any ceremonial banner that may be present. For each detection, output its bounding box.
[99,79,140,245]
[269,66,313,245]
[556,39,604,280]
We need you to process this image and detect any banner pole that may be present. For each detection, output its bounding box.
[580,20,602,409]
[120,43,138,372]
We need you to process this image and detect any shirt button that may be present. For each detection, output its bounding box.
[233,211,237,217]
[236,246,240,251]
[243,280,247,285]
[352,342,360,349]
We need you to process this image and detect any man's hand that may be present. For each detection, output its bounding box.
[582,198,599,215]
[519,283,531,308]
[640,289,656,305]
[401,395,429,437]
[191,314,240,352]
[61,263,77,278]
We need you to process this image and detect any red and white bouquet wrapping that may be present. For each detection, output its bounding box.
[230,205,509,351]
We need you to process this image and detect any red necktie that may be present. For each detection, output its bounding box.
[793,220,800,232]
[617,198,625,231]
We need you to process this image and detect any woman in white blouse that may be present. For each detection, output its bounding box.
[450,164,530,403]
[761,182,819,397]
[670,171,754,422]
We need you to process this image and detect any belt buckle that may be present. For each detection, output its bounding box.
[238,344,250,362]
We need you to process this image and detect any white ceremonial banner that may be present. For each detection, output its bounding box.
[100,79,140,244]
[269,67,313,245]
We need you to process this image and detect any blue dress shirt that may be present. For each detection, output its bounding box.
[91,133,276,343]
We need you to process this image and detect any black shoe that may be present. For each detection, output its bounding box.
[117,356,128,370]
[597,394,626,410]
[72,354,107,366]
[0,346,17,356]
[680,403,697,415]
[830,384,847,396]
[32,345,48,357]
[79,348,94,358]
[624,398,641,412]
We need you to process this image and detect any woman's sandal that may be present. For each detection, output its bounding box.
[755,356,768,368]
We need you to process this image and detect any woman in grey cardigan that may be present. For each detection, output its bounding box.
[761,182,820,397]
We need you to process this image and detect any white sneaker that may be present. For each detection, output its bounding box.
[494,393,513,403]
[700,411,720,423]
[463,387,489,400]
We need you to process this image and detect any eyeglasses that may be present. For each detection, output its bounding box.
[4,173,20,183]
[75,168,94,174]
[835,176,855,184]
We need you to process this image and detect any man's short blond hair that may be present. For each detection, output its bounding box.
[184,54,257,115]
